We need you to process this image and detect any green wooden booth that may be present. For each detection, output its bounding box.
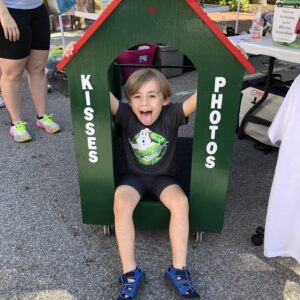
[58,0,254,236]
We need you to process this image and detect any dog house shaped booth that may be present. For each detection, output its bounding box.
[58,0,254,238]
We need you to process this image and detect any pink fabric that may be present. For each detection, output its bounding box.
[295,17,300,34]
[116,43,157,82]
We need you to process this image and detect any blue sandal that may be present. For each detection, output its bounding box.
[165,266,200,299]
[117,267,145,300]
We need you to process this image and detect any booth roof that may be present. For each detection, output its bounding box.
[57,0,254,74]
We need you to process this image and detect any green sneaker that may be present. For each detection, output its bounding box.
[36,114,60,134]
[9,121,32,142]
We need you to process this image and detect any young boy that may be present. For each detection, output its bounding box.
[110,68,199,299]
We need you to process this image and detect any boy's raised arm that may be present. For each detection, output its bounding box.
[183,91,197,117]
[110,92,119,116]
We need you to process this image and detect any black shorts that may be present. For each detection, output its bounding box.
[117,174,179,200]
[0,4,50,59]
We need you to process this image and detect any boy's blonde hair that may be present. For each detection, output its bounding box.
[125,68,171,101]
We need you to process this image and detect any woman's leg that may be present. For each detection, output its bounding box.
[26,49,60,134]
[25,49,48,117]
[0,57,27,123]
[114,185,141,273]
[160,184,189,269]
[0,67,5,108]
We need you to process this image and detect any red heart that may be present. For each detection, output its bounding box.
[147,6,157,16]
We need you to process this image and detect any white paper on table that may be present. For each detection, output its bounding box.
[272,6,300,43]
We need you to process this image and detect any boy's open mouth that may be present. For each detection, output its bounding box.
[139,110,152,124]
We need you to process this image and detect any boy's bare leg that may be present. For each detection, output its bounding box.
[160,184,189,269]
[114,185,140,273]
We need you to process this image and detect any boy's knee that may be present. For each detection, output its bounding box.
[113,192,136,217]
[113,196,125,216]
[172,195,189,215]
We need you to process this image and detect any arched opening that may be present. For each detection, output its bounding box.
[108,42,198,199]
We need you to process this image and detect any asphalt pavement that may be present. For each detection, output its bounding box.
[0,30,300,300]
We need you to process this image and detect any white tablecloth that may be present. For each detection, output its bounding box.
[229,34,300,64]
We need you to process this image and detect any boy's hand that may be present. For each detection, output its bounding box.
[183,91,197,117]
[235,45,248,60]
[63,41,76,57]
[110,92,119,116]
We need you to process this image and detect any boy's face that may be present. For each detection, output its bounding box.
[129,79,170,126]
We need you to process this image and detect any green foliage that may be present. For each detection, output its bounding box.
[219,0,250,12]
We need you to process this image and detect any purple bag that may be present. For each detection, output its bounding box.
[116,43,157,82]
[295,17,300,34]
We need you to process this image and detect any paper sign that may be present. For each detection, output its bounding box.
[250,20,264,40]
[272,6,300,43]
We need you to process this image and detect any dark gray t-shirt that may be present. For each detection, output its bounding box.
[115,102,187,176]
